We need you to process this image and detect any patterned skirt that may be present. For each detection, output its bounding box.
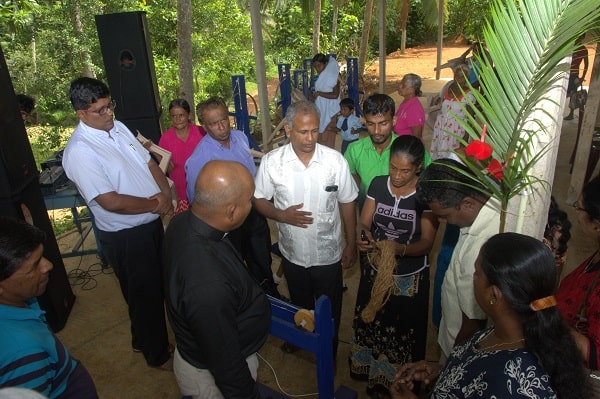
[349,253,429,390]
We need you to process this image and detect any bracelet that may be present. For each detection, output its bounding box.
[400,244,407,257]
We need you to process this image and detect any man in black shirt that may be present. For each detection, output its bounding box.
[163,160,271,398]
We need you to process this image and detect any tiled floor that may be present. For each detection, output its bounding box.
[53,82,595,398]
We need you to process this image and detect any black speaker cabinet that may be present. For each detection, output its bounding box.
[0,45,75,332]
[95,11,162,142]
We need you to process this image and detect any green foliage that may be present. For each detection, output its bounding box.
[323,5,362,58]
[445,0,493,41]
[148,0,257,102]
[190,1,254,99]
[3,0,501,138]
[381,1,437,52]
[2,0,464,127]
[0,0,38,43]
[26,125,86,237]
[268,5,313,66]
[153,53,180,127]
[26,125,72,169]
[46,209,75,237]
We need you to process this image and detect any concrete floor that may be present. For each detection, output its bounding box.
[53,81,596,398]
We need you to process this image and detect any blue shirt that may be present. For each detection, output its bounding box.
[336,114,363,142]
[185,130,255,201]
[0,299,97,398]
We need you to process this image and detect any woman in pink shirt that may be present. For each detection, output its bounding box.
[159,99,206,211]
[393,74,425,138]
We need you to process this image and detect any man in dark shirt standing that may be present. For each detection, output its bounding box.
[163,160,271,399]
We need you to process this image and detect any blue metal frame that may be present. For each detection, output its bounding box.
[230,75,260,151]
[346,57,362,117]
[303,58,314,83]
[293,69,309,101]
[268,295,333,397]
[277,64,291,117]
[267,295,357,399]
[43,183,107,266]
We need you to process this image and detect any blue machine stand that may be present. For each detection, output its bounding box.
[345,58,362,117]
[277,64,292,117]
[293,68,310,101]
[231,75,261,152]
[259,295,357,399]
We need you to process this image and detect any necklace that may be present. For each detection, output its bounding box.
[582,251,600,274]
[475,329,525,352]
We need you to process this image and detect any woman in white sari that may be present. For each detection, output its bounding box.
[312,53,341,149]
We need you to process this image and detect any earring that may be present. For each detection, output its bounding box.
[490,298,496,305]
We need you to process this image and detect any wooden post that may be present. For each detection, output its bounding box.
[568,44,600,202]
[436,0,444,80]
[378,0,386,93]
[249,1,273,152]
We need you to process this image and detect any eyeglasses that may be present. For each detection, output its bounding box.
[86,99,116,116]
[572,200,588,213]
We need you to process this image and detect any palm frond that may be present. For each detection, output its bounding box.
[455,0,599,209]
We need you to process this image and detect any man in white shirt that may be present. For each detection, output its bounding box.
[254,100,358,354]
[416,159,500,360]
[62,77,173,370]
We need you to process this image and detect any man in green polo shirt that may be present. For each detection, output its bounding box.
[344,94,397,210]
[345,93,432,210]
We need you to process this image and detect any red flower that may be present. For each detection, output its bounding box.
[487,158,504,180]
[466,140,493,160]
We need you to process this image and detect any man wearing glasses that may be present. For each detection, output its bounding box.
[62,77,174,370]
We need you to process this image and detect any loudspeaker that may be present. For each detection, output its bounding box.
[0,63,38,191]
[0,44,75,332]
[95,11,162,142]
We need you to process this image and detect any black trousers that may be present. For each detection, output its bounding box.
[281,257,343,354]
[98,218,170,367]
[228,207,279,297]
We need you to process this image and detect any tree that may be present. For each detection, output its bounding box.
[312,0,321,54]
[177,0,194,122]
[398,0,409,52]
[69,0,95,78]
[331,0,339,46]
[358,0,374,73]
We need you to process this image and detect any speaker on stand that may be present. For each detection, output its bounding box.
[0,44,75,332]
[95,11,163,143]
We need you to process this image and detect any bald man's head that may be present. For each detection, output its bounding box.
[192,160,254,231]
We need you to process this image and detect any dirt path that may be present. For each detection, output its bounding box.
[364,45,470,95]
